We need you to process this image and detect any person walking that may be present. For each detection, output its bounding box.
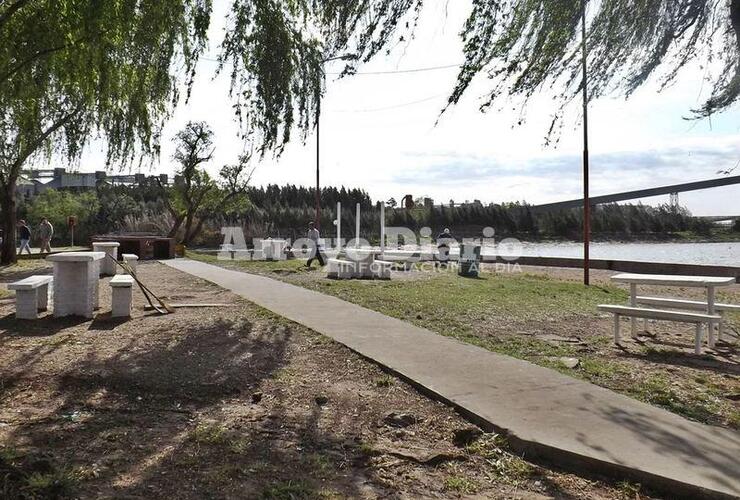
[17,220,32,255]
[306,221,325,267]
[436,227,455,266]
[38,217,53,253]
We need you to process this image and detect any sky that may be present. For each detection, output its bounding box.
[34,0,740,216]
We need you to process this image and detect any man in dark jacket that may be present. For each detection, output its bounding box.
[436,228,455,265]
[17,220,32,254]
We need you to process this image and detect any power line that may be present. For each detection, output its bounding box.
[326,63,462,75]
[198,55,462,76]
[326,93,447,113]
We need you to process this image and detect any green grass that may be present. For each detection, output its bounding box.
[0,258,52,277]
[190,422,229,446]
[464,434,534,484]
[444,475,479,494]
[296,271,624,326]
[189,250,310,275]
[0,447,79,498]
[260,480,316,499]
[373,375,395,388]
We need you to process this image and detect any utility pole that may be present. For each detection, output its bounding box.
[315,98,321,230]
[581,0,591,286]
[314,54,352,232]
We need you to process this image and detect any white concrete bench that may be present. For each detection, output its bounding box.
[635,296,740,342]
[8,276,53,319]
[598,304,721,354]
[110,274,135,318]
[122,253,139,274]
[327,258,355,279]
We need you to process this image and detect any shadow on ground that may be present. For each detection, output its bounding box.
[0,308,381,498]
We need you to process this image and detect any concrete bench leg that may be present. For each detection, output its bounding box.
[111,286,133,318]
[613,314,621,345]
[37,283,49,311]
[15,289,40,319]
[695,324,703,355]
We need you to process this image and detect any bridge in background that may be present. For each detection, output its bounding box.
[531,175,740,213]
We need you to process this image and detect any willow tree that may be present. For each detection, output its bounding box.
[0,0,419,263]
[161,121,252,245]
[445,0,740,134]
[0,0,210,263]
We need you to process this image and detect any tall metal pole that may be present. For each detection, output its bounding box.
[581,0,590,286]
[315,99,321,230]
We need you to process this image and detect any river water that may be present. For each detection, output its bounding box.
[508,241,740,267]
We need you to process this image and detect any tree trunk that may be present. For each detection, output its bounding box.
[168,214,184,239]
[187,215,209,246]
[0,180,18,265]
[182,212,195,246]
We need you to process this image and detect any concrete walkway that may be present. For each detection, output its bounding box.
[165,259,740,499]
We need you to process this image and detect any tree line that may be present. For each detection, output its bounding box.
[18,180,734,248]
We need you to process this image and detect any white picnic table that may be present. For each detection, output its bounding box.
[610,273,735,346]
[46,251,105,318]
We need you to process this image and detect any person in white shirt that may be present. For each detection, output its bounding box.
[306,221,325,267]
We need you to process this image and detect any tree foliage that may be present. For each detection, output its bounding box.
[0,0,420,262]
[0,0,211,262]
[447,0,740,130]
[22,189,100,244]
[163,121,252,245]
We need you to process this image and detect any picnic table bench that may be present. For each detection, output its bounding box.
[634,296,740,342]
[8,275,53,319]
[600,273,737,354]
[597,304,721,354]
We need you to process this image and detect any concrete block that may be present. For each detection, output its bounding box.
[93,242,120,276]
[110,275,134,318]
[122,253,138,274]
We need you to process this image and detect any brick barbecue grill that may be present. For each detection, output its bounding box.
[91,234,175,260]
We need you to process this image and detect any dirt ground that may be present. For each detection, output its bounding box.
[0,262,650,499]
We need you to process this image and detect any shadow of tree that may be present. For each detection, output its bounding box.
[616,347,740,376]
[574,392,740,497]
[0,313,375,498]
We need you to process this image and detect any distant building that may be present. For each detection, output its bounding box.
[17,168,169,199]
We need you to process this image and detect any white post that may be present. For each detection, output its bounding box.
[380,201,385,259]
[336,201,341,250]
[355,202,361,249]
